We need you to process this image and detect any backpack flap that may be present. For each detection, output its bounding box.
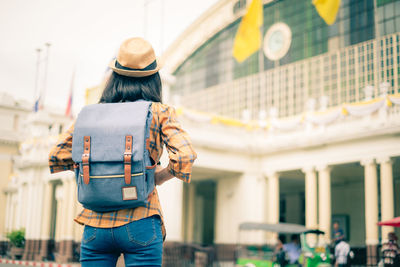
[72,101,152,178]
[72,101,151,164]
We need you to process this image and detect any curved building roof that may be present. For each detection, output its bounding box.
[161,0,400,121]
[162,0,274,73]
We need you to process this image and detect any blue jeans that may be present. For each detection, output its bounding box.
[80,216,163,267]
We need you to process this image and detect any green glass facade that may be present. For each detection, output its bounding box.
[171,0,400,96]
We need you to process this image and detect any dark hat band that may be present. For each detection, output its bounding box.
[115,60,157,71]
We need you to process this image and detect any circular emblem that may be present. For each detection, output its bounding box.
[263,22,292,61]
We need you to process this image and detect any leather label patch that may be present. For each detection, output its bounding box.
[122,186,138,200]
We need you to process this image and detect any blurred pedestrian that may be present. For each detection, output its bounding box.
[332,222,345,246]
[334,237,350,267]
[381,232,400,267]
[49,37,197,267]
[283,234,301,265]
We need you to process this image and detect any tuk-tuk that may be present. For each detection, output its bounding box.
[236,222,332,267]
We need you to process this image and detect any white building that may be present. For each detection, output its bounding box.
[1,94,73,261]
[159,0,400,265]
[3,0,400,265]
[0,92,31,255]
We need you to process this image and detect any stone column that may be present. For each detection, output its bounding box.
[23,182,34,260]
[268,172,280,225]
[317,165,331,242]
[15,185,24,230]
[39,182,53,260]
[267,172,279,244]
[8,194,16,234]
[215,172,266,244]
[73,194,83,263]
[64,179,75,262]
[73,200,84,243]
[236,172,267,244]
[215,177,236,244]
[56,178,74,263]
[377,157,394,242]
[4,192,11,234]
[33,182,44,260]
[2,191,12,255]
[185,183,196,243]
[303,167,318,230]
[361,159,379,266]
[54,184,64,262]
[60,180,69,262]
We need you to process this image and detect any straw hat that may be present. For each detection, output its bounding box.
[109,37,161,77]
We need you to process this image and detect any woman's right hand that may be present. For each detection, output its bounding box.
[154,166,174,186]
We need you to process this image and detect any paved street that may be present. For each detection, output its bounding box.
[0,264,80,267]
[0,260,80,267]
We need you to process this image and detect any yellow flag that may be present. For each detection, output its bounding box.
[313,0,341,25]
[232,0,263,63]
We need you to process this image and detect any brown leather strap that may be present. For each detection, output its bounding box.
[82,136,91,185]
[146,162,157,169]
[124,135,133,184]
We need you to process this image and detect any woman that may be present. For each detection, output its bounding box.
[381,232,400,267]
[48,37,197,267]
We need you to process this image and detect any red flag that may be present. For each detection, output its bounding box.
[65,71,74,118]
[378,217,400,227]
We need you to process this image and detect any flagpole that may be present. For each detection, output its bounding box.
[33,48,41,111]
[41,42,51,110]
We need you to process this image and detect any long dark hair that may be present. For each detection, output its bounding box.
[99,72,162,103]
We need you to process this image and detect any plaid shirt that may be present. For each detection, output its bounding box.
[381,241,400,265]
[48,102,197,240]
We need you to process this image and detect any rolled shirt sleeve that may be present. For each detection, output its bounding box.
[159,105,197,183]
[48,124,75,173]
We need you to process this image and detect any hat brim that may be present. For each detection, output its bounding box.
[109,59,161,77]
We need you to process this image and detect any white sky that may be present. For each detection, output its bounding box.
[0,0,219,115]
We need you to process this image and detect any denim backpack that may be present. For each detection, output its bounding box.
[71,100,155,212]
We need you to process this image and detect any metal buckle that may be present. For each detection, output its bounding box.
[124,152,132,164]
[82,153,90,165]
